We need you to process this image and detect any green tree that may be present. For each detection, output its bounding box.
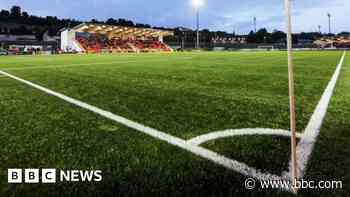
[0,10,10,19]
[10,6,21,18]
[106,18,117,25]
[22,11,29,19]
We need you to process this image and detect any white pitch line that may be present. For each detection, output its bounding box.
[1,57,193,71]
[187,128,303,146]
[0,69,283,183]
[286,51,346,179]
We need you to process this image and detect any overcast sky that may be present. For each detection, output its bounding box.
[1,0,349,34]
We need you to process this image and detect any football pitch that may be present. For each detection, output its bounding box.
[0,51,349,196]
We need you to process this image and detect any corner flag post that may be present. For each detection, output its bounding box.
[285,0,298,191]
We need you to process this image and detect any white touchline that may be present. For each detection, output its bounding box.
[0,69,284,184]
[1,57,193,71]
[286,51,346,179]
[187,128,302,146]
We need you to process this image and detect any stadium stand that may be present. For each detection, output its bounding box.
[314,36,350,48]
[61,23,173,53]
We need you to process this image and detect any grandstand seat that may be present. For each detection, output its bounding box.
[76,34,171,53]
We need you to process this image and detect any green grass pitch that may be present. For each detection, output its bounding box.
[0,51,349,196]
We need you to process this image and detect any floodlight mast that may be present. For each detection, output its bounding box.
[254,17,257,33]
[192,0,204,49]
[327,13,331,34]
[196,10,200,49]
[285,0,298,192]
[318,25,321,34]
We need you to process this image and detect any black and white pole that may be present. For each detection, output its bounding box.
[285,0,298,192]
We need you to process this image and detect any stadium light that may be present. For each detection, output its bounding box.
[253,17,257,33]
[192,0,204,9]
[318,25,321,34]
[327,13,331,34]
[192,0,204,49]
[285,0,298,193]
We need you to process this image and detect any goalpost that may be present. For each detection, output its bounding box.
[257,45,275,51]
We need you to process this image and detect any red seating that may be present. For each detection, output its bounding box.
[76,34,171,53]
[76,34,108,53]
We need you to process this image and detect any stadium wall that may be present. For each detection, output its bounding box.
[60,29,84,52]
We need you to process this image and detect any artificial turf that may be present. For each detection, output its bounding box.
[0,51,348,196]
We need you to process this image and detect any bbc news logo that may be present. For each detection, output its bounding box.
[8,169,102,184]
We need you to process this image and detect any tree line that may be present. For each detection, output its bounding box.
[1,6,349,43]
[0,6,154,39]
